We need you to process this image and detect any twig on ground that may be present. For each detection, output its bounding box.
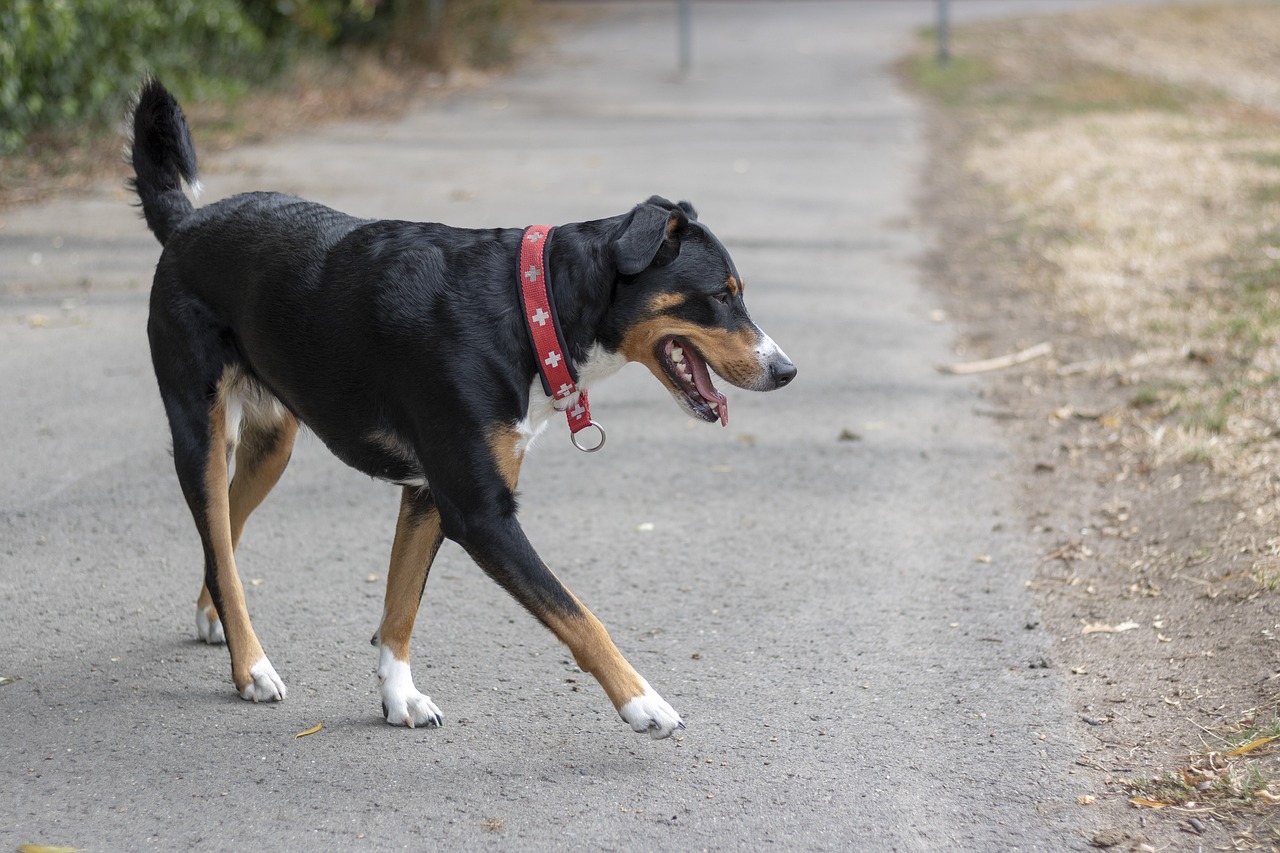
[936,341,1052,375]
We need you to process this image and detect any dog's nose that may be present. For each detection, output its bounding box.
[770,356,797,388]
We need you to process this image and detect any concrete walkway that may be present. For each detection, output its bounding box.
[0,3,1130,850]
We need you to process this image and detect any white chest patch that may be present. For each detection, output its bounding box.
[517,343,626,456]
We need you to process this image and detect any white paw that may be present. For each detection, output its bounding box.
[196,606,225,644]
[378,646,442,728]
[240,657,287,702]
[618,681,685,739]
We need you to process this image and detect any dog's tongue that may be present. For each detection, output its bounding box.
[687,350,729,427]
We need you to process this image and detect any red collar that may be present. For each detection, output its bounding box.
[518,225,605,452]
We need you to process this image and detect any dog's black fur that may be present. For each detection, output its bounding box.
[129,78,794,737]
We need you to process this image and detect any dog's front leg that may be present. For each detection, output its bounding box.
[373,486,445,728]
[462,513,685,738]
[437,425,684,738]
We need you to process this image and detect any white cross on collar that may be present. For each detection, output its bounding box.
[530,307,550,326]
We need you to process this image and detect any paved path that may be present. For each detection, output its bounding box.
[1,3,1144,850]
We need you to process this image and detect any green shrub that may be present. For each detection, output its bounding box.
[0,0,265,153]
[0,0,528,154]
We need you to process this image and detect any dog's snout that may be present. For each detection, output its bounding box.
[753,330,795,391]
[769,356,797,389]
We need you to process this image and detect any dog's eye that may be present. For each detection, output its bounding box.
[714,291,732,305]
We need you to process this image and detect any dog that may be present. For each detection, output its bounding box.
[128,78,795,739]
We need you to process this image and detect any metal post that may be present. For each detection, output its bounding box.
[678,0,692,74]
[937,0,950,65]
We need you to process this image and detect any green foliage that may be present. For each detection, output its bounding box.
[0,0,527,154]
[0,0,265,153]
[239,0,376,45]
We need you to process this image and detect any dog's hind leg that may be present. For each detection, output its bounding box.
[196,405,299,645]
[159,375,287,702]
[372,486,445,727]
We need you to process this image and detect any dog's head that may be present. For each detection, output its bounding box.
[605,196,795,426]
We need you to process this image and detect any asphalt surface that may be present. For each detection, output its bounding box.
[1,2,1152,850]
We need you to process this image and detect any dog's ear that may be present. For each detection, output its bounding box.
[615,199,693,275]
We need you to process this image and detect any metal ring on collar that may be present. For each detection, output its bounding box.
[570,422,606,453]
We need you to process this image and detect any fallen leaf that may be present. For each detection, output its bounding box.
[295,722,323,739]
[1077,794,1096,805]
[1129,797,1171,809]
[1226,735,1277,757]
[1082,621,1140,634]
[16,846,87,853]
[1254,789,1280,804]
[974,554,992,564]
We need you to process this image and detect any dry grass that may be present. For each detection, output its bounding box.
[908,4,1280,846]
[923,2,1280,534]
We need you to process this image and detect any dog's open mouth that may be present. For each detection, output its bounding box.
[659,337,728,426]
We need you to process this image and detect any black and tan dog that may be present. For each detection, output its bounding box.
[128,78,795,738]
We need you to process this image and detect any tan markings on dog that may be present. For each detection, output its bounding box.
[487,424,526,491]
[541,604,648,712]
[647,292,687,314]
[619,318,766,388]
[378,488,445,663]
[204,397,269,693]
[229,414,299,549]
[726,275,739,297]
[196,373,300,627]
[368,428,419,468]
[196,585,216,620]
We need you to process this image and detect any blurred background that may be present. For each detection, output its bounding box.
[0,0,532,202]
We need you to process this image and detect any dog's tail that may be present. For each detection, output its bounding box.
[127,77,199,246]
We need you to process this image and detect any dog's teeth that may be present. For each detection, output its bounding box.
[671,346,684,363]
[708,400,719,410]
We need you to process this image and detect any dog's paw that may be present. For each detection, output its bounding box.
[378,651,442,728]
[239,657,287,702]
[196,605,225,644]
[381,686,444,729]
[619,682,685,739]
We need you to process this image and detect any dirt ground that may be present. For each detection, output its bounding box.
[913,4,1280,850]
